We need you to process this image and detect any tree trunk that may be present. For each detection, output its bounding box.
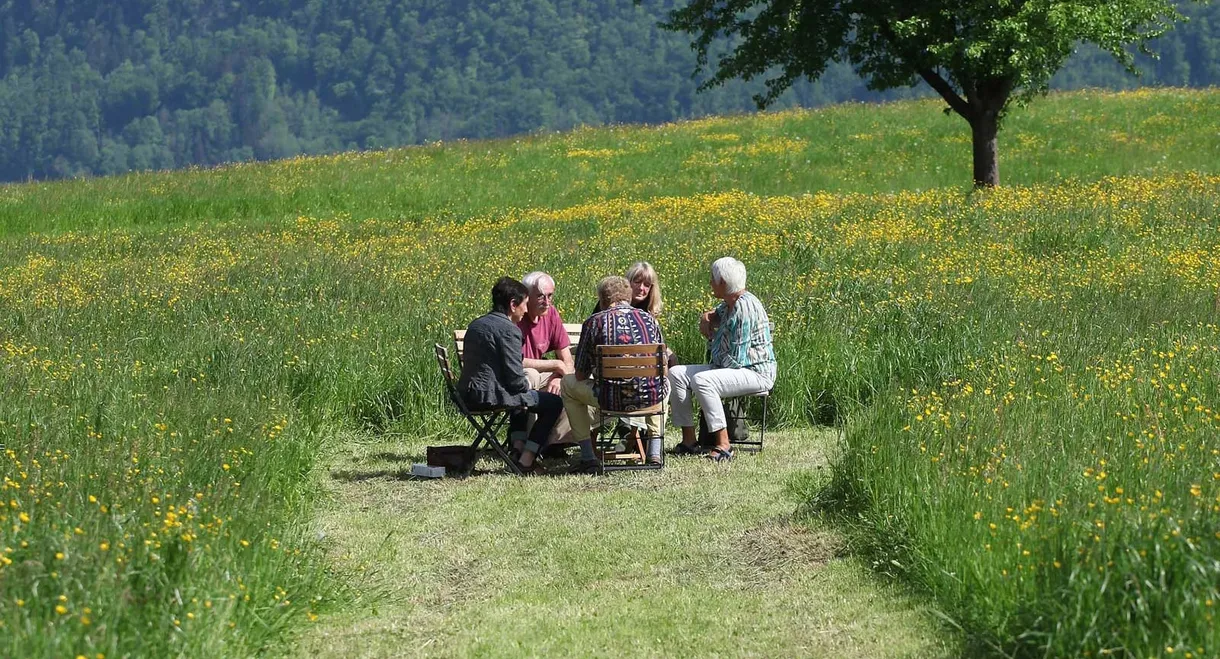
[969,111,999,187]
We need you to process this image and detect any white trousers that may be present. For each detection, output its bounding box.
[669,365,772,432]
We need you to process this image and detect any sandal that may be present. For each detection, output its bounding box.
[672,442,706,456]
[705,447,734,463]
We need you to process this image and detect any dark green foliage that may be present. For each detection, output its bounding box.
[0,0,1217,183]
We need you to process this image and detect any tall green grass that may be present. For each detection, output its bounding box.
[0,88,1218,655]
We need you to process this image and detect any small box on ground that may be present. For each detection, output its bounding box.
[426,445,476,473]
[411,464,445,478]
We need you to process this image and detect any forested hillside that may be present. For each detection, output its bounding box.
[1,0,1217,183]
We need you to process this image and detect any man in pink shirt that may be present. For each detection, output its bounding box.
[519,271,575,443]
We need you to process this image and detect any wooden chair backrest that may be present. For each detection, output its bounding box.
[453,322,584,366]
[595,343,667,381]
[433,343,456,386]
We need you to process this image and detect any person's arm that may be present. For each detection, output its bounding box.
[698,306,722,340]
[650,318,677,369]
[522,356,570,373]
[573,317,595,381]
[715,308,753,369]
[501,325,531,395]
[556,346,575,373]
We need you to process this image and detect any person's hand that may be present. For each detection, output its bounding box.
[553,359,574,376]
[545,377,563,395]
[698,311,716,339]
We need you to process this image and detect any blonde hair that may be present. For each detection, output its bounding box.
[625,261,663,316]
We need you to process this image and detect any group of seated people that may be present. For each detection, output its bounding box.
[455,257,776,474]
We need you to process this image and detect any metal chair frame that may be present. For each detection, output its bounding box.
[701,342,771,452]
[433,343,521,475]
[722,391,768,452]
[592,343,668,473]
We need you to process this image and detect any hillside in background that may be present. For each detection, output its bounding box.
[0,0,1217,183]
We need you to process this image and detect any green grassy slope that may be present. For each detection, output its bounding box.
[0,88,1217,657]
[1,88,1216,236]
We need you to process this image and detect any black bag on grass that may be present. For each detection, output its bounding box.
[698,397,750,447]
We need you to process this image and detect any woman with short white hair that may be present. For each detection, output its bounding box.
[669,257,776,462]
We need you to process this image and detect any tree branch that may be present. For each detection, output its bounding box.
[920,67,973,119]
[875,18,972,119]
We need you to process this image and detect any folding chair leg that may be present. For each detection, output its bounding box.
[758,395,767,451]
[467,411,519,474]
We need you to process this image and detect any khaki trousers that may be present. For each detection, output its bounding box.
[560,374,665,442]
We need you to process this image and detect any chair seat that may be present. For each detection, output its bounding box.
[466,407,515,416]
[600,402,665,416]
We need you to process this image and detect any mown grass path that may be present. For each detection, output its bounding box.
[293,430,954,657]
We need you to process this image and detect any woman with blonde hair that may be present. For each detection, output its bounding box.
[624,261,663,317]
[591,261,664,317]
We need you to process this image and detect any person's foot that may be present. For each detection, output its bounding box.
[672,442,705,456]
[705,447,734,463]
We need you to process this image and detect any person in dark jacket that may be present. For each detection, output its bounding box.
[458,277,563,473]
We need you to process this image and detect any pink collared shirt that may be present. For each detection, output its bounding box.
[517,306,570,360]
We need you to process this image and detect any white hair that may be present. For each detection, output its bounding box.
[521,271,553,292]
[710,257,746,294]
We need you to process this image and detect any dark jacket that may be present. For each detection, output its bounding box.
[457,311,532,409]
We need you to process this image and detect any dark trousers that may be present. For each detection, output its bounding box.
[509,390,563,449]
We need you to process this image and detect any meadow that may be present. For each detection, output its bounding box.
[0,88,1218,656]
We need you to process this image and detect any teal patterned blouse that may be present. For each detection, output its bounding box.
[709,291,776,383]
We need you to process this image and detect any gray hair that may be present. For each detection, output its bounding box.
[711,257,747,294]
[597,276,631,308]
[521,271,553,292]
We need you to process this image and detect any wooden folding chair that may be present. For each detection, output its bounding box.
[592,343,667,473]
[433,343,521,475]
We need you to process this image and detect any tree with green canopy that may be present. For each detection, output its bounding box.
[661,0,1193,186]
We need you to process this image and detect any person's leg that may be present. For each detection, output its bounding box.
[523,368,548,390]
[669,364,713,448]
[644,407,665,463]
[524,369,574,453]
[510,390,540,463]
[691,368,771,455]
[508,410,529,453]
[548,402,573,445]
[561,375,601,466]
[524,390,563,459]
[517,390,563,468]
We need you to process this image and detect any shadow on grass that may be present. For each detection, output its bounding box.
[329,467,421,482]
[367,451,425,463]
